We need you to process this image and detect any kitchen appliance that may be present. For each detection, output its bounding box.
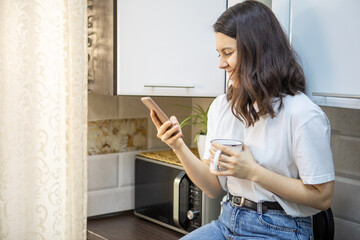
[134,155,225,234]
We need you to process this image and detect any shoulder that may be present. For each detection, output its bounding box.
[208,94,234,124]
[211,94,228,106]
[282,92,327,121]
[209,94,229,112]
[278,93,330,132]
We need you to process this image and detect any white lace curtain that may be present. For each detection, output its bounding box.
[0,1,88,239]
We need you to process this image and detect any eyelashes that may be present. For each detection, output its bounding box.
[217,51,234,57]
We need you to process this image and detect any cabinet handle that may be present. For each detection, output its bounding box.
[312,92,360,99]
[144,84,195,88]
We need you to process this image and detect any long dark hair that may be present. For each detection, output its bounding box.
[213,0,305,127]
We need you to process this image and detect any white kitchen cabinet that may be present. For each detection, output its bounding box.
[290,0,360,109]
[116,0,226,96]
[228,0,291,38]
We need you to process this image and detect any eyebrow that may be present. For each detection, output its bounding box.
[216,47,234,52]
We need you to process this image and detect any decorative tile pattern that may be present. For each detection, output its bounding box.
[88,118,147,155]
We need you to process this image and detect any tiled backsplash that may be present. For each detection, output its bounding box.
[88,118,147,155]
[320,106,360,239]
[321,106,360,179]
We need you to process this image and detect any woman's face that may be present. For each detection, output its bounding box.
[216,32,237,82]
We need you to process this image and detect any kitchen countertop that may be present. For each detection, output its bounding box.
[137,148,199,166]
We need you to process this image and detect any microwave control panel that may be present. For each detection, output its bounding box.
[178,177,203,232]
[187,184,203,229]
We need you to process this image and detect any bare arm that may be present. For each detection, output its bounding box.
[251,164,334,210]
[150,111,223,198]
[210,143,334,210]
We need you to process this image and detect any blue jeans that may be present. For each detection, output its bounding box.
[181,200,313,240]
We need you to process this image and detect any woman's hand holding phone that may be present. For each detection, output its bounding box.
[150,111,183,150]
[141,97,183,150]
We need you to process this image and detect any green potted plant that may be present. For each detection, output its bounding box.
[176,103,211,159]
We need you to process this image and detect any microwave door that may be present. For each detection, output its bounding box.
[173,171,191,230]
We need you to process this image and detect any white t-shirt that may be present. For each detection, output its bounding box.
[203,92,335,217]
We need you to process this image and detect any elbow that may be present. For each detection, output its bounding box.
[206,189,221,199]
[313,181,334,211]
[203,176,224,199]
[205,186,223,199]
[206,192,219,199]
[318,196,333,211]
[317,202,331,211]
[316,188,334,211]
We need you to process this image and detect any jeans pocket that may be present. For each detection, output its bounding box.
[258,212,298,233]
[295,217,313,240]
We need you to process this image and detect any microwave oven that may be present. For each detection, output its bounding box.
[134,156,225,234]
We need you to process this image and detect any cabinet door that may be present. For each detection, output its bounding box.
[291,0,360,109]
[228,0,291,37]
[116,0,226,97]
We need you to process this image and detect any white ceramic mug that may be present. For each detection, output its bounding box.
[210,139,243,171]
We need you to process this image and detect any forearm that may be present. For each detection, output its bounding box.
[173,140,223,198]
[150,113,222,198]
[251,165,334,210]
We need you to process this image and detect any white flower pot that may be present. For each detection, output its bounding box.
[197,134,206,160]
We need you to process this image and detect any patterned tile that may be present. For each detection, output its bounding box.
[88,118,147,155]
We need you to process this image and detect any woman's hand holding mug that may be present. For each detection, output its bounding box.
[209,139,258,180]
[210,139,243,171]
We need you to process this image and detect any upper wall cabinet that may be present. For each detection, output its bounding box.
[88,0,226,97]
[290,0,360,109]
[228,0,291,37]
[117,0,226,97]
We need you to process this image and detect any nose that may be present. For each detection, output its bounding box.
[218,57,228,69]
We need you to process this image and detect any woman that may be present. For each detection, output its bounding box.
[150,1,335,239]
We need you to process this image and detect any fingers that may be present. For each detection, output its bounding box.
[208,143,245,174]
[170,115,179,125]
[151,112,183,145]
[209,147,231,164]
[216,159,231,172]
[159,123,181,142]
[211,142,237,156]
[165,131,183,146]
[207,153,230,173]
[208,143,254,178]
[207,157,227,175]
[210,142,245,161]
[204,155,220,169]
[150,110,162,129]
[209,161,232,176]
[150,111,180,136]
[149,111,184,149]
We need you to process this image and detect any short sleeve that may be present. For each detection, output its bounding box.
[203,97,218,160]
[293,114,335,184]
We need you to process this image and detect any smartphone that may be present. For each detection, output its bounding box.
[141,96,180,135]
[141,97,171,124]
